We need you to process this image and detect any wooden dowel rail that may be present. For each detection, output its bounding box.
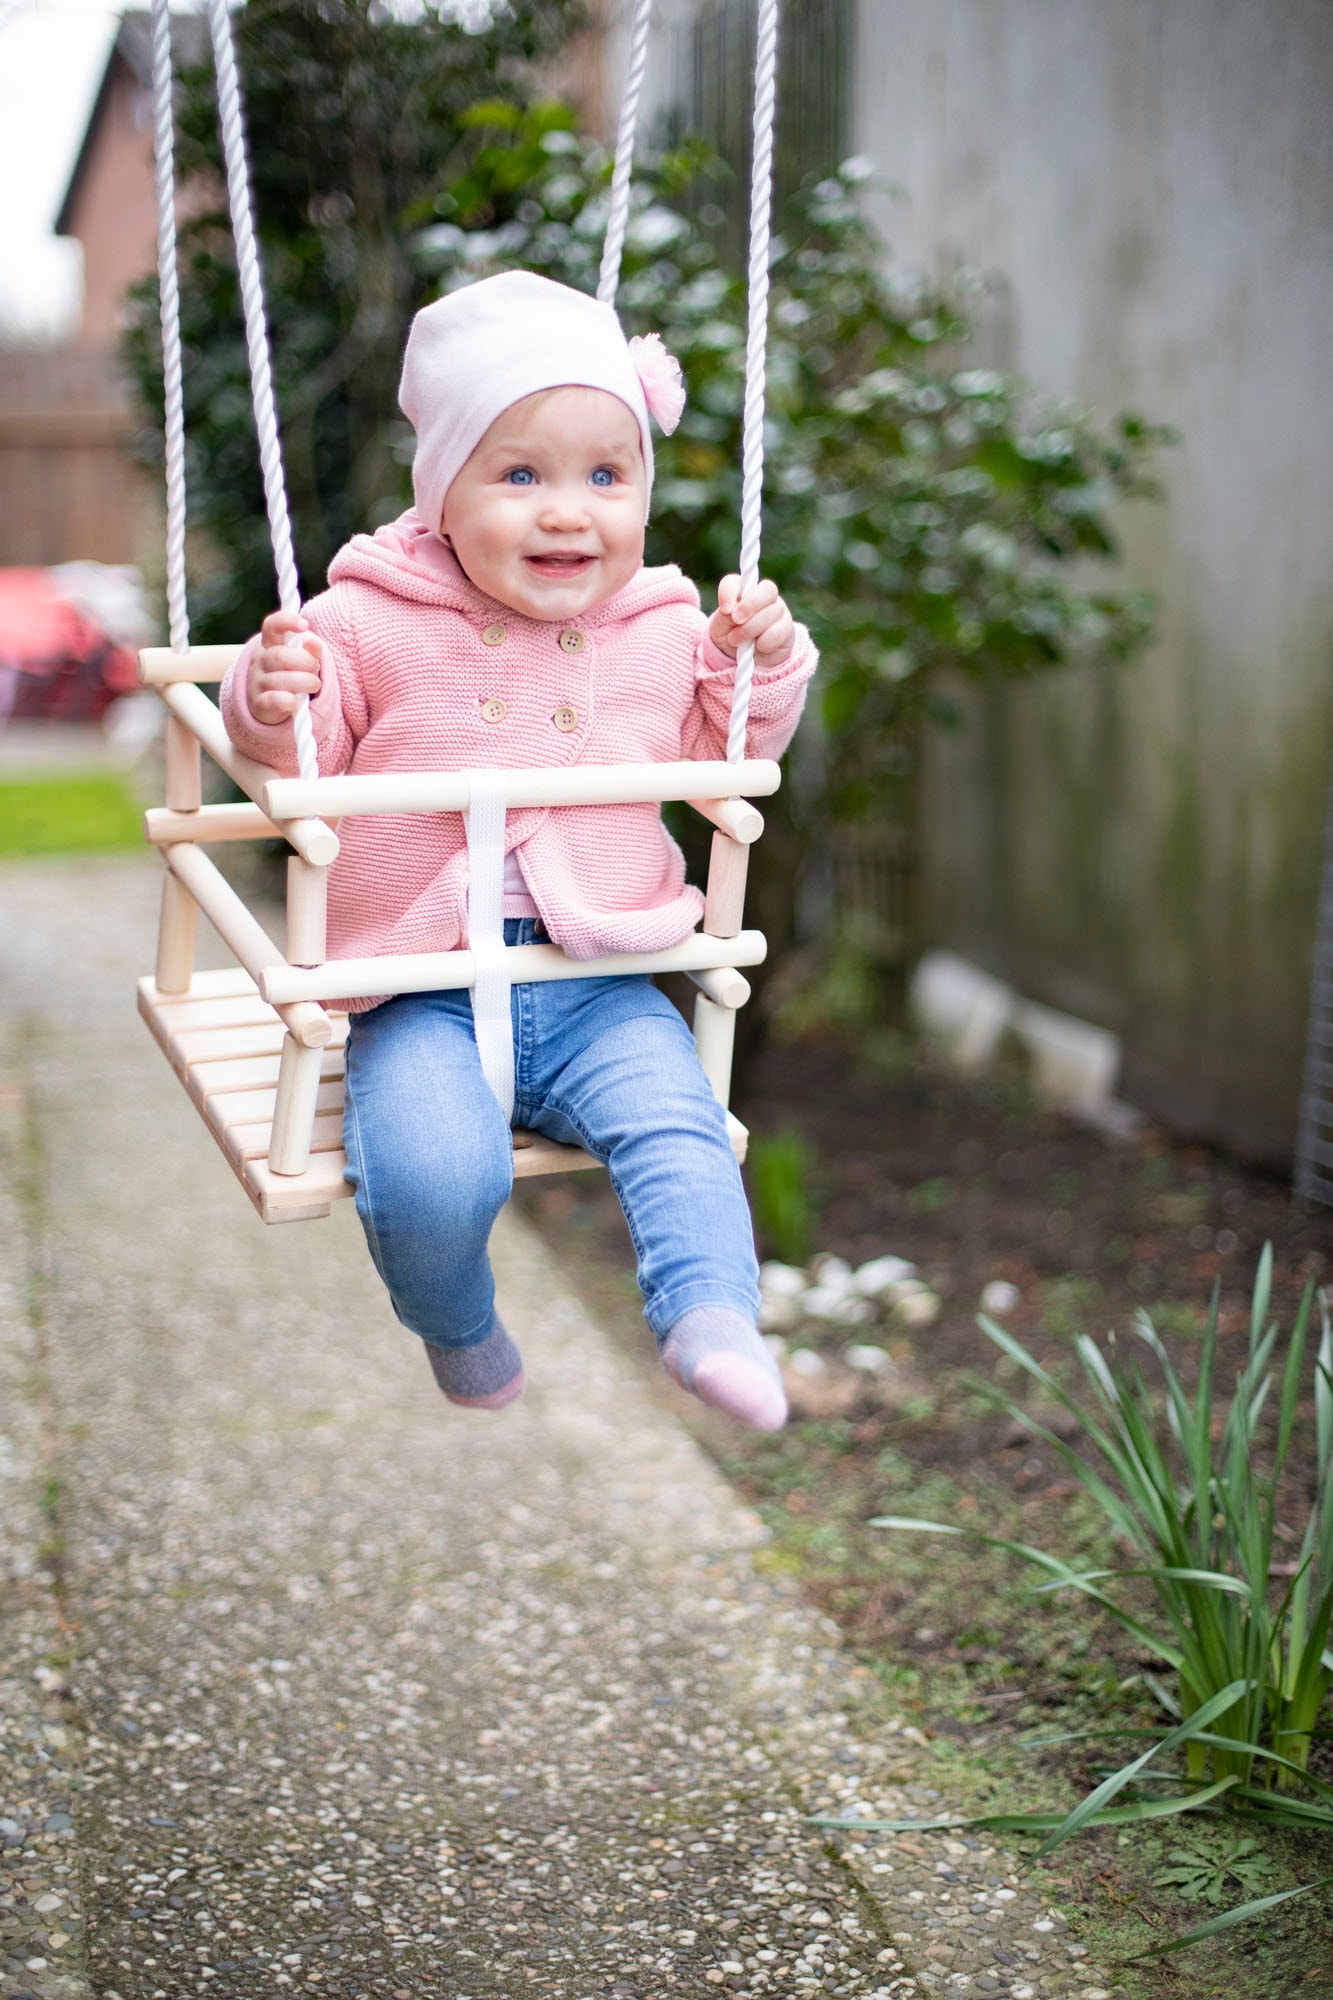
[145,803,286,846]
[260,929,768,1007]
[286,855,328,968]
[687,964,750,1009]
[693,994,737,1108]
[261,758,780,824]
[156,682,339,867]
[165,713,202,812]
[156,870,198,993]
[268,1035,325,1176]
[703,831,750,939]
[688,796,764,844]
[140,643,243,685]
[161,842,332,1049]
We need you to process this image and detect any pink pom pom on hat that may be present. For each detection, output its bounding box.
[398,271,685,532]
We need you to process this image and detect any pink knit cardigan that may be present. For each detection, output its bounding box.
[221,512,817,1008]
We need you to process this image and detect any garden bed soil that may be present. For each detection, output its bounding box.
[513,1025,1333,1996]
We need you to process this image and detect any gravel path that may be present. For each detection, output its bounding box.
[0,856,1127,2000]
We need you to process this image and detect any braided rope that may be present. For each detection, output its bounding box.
[149,0,189,656]
[597,0,654,306]
[205,0,318,785]
[726,0,781,765]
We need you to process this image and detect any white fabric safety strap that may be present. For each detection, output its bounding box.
[464,772,515,1122]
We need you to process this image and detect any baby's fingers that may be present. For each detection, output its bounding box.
[260,608,310,649]
[251,672,320,724]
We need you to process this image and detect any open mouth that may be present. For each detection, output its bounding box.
[523,553,595,577]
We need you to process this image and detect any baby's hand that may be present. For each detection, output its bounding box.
[247,609,323,725]
[709,574,796,666]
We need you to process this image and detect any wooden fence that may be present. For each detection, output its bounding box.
[0,346,151,568]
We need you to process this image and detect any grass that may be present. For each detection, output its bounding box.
[0,767,144,855]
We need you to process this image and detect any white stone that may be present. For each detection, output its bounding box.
[979,1280,1021,1315]
[758,1294,801,1334]
[844,1343,892,1374]
[852,1255,918,1296]
[827,1295,874,1327]
[759,1260,808,1299]
[763,1333,789,1362]
[893,1290,942,1327]
[786,1348,828,1378]
[801,1283,852,1320]
[808,1253,855,1293]
[884,1277,928,1304]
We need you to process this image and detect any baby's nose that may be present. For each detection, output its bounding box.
[538,487,591,527]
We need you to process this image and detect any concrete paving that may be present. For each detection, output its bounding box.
[1,854,1124,2000]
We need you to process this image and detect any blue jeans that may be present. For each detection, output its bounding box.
[342,919,760,1350]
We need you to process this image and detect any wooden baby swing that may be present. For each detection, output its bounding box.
[137,0,785,1223]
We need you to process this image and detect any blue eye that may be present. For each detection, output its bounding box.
[505,467,536,486]
[590,467,616,488]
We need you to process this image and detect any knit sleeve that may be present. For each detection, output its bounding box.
[219,585,368,775]
[683,616,818,765]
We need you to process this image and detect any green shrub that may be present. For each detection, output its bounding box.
[746,1127,815,1266]
[828,1249,1333,1951]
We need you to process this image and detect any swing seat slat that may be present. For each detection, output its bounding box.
[139,970,736,1223]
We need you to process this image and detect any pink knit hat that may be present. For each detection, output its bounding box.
[399,272,686,532]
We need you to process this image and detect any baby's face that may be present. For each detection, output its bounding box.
[440,387,647,621]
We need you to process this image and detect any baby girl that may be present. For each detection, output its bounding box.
[221,272,816,1429]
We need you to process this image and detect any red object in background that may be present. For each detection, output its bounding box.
[0,567,138,724]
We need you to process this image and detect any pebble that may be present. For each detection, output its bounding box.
[809,1253,855,1290]
[980,1281,1021,1315]
[893,1290,943,1327]
[787,1347,830,1377]
[851,1256,918,1297]
[759,1260,808,1298]
[759,1294,802,1333]
[844,1343,893,1374]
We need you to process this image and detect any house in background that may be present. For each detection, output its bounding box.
[0,10,196,569]
[636,0,1333,1169]
[54,10,166,356]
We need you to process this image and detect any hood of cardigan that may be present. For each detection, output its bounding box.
[326,508,700,627]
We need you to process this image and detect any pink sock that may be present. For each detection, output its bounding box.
[662,1307,788,1431]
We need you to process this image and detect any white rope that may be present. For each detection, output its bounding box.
[726,0,781,766]
[205,0,319,786]
[597,0,655,306]
[149,0,189,656]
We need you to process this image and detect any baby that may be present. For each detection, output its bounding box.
[221,272,816,1430]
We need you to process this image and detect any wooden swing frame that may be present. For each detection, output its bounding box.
[137,645,778,1221]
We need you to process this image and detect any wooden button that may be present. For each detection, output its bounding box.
[552,704,579,733]
[481,697,507,723]
[481,623,507,646]
[558,628,585,654]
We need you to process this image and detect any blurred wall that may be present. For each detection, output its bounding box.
[851,0,1333,1162]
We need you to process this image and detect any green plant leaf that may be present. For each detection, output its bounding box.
[1030,1681,1253,1858]
[1128,1875,1333,1959]
[810,1775,1239,1839]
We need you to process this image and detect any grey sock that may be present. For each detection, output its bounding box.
[661,1305,787,1431]
[424,1315,525,1409]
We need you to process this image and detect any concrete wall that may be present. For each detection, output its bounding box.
[849,0,1333,1162]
